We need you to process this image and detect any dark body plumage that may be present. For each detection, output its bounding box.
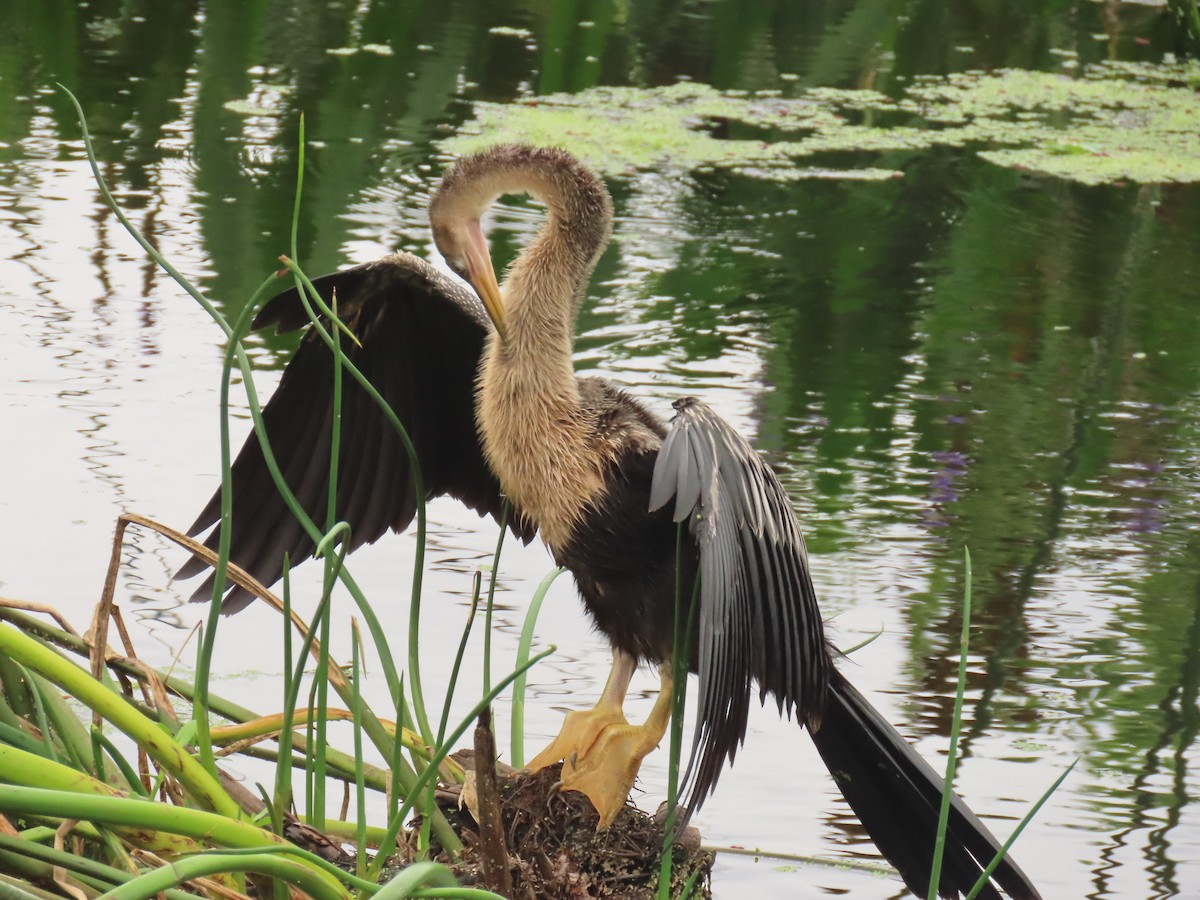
[184,145,1039,899]
[552,380,679,663]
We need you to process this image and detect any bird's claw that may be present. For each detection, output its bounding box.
[528,702,670,828]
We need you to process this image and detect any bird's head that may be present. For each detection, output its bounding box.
[430,154,509,341]
[431,214,506,339]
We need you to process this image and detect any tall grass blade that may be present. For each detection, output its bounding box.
[965,760,1077,900]
[928,547,973,900]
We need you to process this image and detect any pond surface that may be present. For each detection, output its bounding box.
[3,1,1200,897]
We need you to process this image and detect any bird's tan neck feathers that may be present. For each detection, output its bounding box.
[469,148,614,548]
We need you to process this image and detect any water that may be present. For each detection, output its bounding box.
[3,2,1200,897]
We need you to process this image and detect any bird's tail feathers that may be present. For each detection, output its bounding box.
[810,672,1041,900]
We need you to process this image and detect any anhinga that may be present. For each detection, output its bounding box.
[182,144,1040,899]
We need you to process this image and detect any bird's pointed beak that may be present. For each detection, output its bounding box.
[463,220,506,338]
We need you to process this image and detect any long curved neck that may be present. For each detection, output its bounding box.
[465,147,614,545]
[490,154,611,376]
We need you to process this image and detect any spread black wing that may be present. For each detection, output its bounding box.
[650,397,1040,900]
[180,252,533,612]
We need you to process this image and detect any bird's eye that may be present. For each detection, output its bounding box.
[447,256,469,280]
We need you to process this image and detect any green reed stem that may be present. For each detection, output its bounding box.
[482,502,510,697]
[0,834,192,900]
[273,562,295,851]
[95,852,348,900]
[365,648,555,885]
[928,547,972,900]
[351,621,369,890]
[658,524,698,900]
[510,567,565,768]
[280,259,434,749]
[0,624,238,818]
[439,574,481,749]
[965,759,1077,900]
[89,728,143,797]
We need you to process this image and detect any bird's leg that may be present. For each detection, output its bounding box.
[528,651,674,828]
[528,649,637,773]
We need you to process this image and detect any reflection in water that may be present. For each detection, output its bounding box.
[2,1,1200,896]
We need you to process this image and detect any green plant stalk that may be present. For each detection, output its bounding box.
[58,81,240,782]
[283,812,390,847]
[965,759,1077,900]
[196,270,283,781]
[438,576,480,750]
[678,866,702,900]
[32,670,103,778]
[365,648,556,884]
[0,847,107,899]
[199,258,452,843]
[183,845,380,894]
[0,785,347,896]
[0,750,201,857]
[0,834,193,900]
[15,663,58,765]
[351,622,368,890]
[481,503,510,697]
[312,565,337,830]
[0,872,55,900]
[314,115,343,828]
[273,563,295,864]
[59,84,326,811]
[208,282,459,845]
[421,580,480,858]
[510,567,565,767]
[89,729,108,789]
[281,258,434,748]
[89,729,145,797]
[0,654,33,720]
[388,674,408,863]
[17,820,102,843]
[0,721,47,758]
[0,607,404,786]
[0,683,31,733]
[94,852,349,900]
[0,624,238,818]
[15,827,61,843]
[373,860,456,897]
[96,829,137,890]
[301,599,332,827]
[59,85,234,338]
[658,524,697,899]
[213,710,433,779]
[206,315,455,845]
[928,548,973,900]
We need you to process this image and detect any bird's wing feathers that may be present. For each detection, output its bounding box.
[650,397,830,811]
[180,253,532,611]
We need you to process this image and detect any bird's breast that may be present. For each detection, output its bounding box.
[476,356,608,550]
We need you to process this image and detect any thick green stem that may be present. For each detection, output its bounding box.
[0,624,237,818]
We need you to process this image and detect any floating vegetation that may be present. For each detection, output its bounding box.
[488,25,534,39]
[442,59,1200,185]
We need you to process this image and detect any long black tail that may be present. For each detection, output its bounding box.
[809,671,1041,899]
